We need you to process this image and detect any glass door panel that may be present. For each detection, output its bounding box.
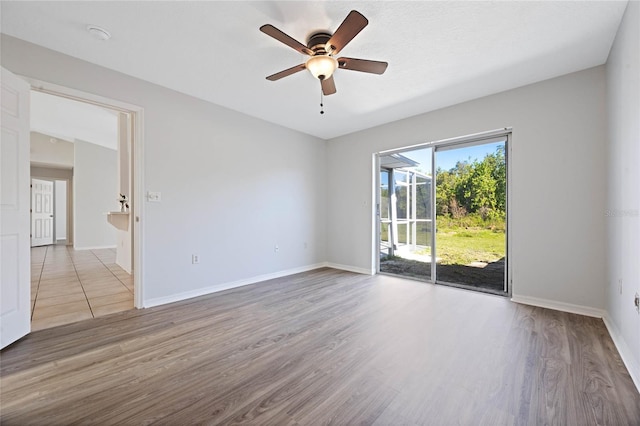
[435,139,507,293]
[378,147,433,281]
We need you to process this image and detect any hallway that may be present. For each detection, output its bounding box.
[30,245,133,331]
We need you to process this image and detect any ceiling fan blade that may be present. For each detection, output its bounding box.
[260,24,314,56]
[337,57,388,75]
[326,10,368,55]
[321,75,337,96]
[266,64,306,81]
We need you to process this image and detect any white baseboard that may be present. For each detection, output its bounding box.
[512,294,639,394]
[143,263,327,308]
[116,261,132,275]
[73,245,117,251]
[511,294,606,318]
[603,314,640,393]
[325,262,374,275]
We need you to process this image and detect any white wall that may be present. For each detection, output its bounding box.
[605,1,640,388]
[31,90,118,150]
[30,131,73,168]
[73,139,117,249]
[54,180,67,241]
[1,35,327,305]
[326,66,608,311]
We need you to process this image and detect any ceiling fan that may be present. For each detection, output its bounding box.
[260,10,388,97]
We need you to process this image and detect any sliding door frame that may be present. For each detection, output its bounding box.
[375,128,512,296]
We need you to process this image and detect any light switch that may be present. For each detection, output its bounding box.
[147,191,161,202]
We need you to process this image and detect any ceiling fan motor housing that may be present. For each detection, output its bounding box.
[307,32,332,55]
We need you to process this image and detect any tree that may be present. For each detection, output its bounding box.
[452,160,473,213]
[435,146,506,221]
[435,168,455,216]
[468,157,497,212]
[492,145,506,212]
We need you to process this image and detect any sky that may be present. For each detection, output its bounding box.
[436,141,504,172]
[401,141,504,174]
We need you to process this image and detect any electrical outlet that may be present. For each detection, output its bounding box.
[634,293,639,314]
[618,279,623,295]
[192,254,199,264]
[274,245,279,253]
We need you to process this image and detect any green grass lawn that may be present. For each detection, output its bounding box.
[434,226,505,265]
[382,216,505,266]
[380,215,506,265]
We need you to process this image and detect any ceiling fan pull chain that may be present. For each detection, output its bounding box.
[320,87,325,115]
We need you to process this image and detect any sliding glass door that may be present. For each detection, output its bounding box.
[377,134,508,295]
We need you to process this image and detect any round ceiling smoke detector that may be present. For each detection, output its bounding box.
[86,25,111,41]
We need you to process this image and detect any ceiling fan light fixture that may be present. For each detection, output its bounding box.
[306,55,338,81]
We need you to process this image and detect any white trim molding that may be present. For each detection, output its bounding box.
[603,315,640,393]
[326,262,374,275]
[511,294,606,318]
[72,245,117,251]
[144,262,375,309]
[143,263,327,308]
[512,294,640,394]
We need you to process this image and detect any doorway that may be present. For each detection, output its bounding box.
[30,177,69,247]
[377,131,509,295]
[25,80,144,329]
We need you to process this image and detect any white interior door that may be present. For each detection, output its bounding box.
[31,178,54,247]
[1,67,31,349]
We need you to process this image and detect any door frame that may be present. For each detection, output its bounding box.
[24,77,146,308]
[31,168,73,245]
[374,128,512,296]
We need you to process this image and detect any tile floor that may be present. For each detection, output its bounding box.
[30,245,134,331]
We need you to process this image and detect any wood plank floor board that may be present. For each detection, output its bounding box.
[1,269,639,425]
[71,280,376,422]
[600,328,640,425]
[567,314,633,425]
[123,317,339,424]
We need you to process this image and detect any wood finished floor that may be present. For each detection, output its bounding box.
[2,268,639,425]
[30,245,134,331]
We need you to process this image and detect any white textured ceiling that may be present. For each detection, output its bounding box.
[1,1,628,140]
